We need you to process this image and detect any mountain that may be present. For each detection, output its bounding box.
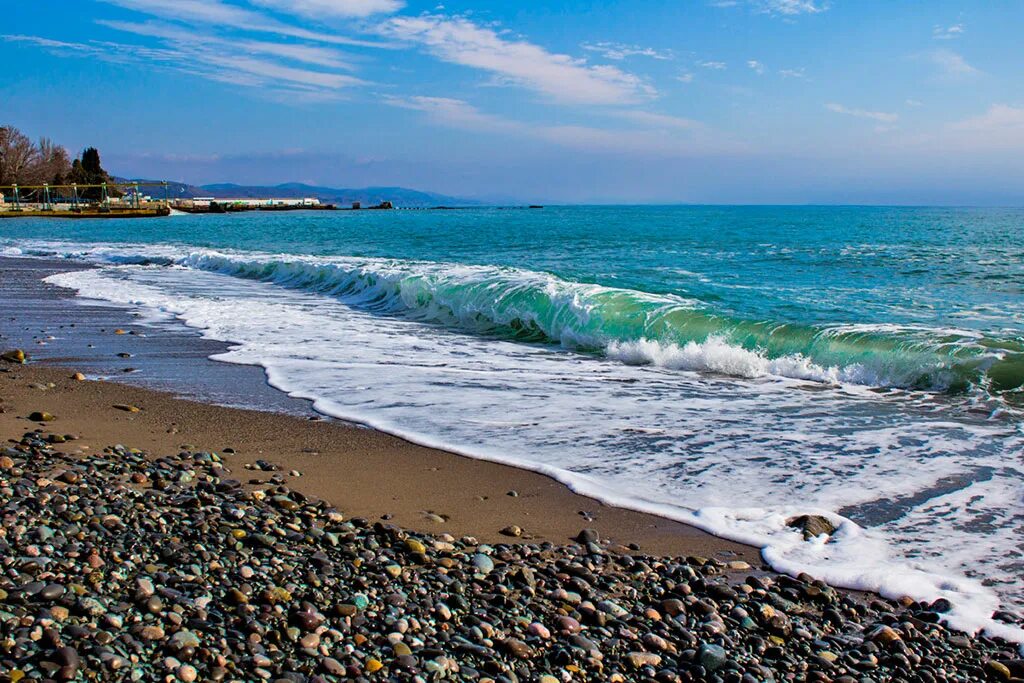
[195,183,479,207]
[117,180,481,207]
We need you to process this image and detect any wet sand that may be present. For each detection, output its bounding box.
[0,363,759,562]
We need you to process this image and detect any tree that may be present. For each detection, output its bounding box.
[0,126,38,187]
[77,146,120,198]
[81,147,103,177]
[37,137,71,185]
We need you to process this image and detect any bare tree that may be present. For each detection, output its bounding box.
[0,126,39,187]
[36,137,71,185]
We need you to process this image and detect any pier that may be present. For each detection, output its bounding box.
[0,182,171,219]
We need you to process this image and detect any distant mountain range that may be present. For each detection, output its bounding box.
[127,180,480,208]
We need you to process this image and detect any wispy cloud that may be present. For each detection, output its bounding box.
[378,15,654,105]
[699,60,727,70]
[932,23,964,40]
[778,67,806,79]
[676,72,695,84]
[825,103,899,123]
[905,98,923,107]
[947,104,1024,149]
[384,96,731,156]
[97,20,355,69]
[2,28,365,100]
[951,104,1024,132]
[581,42,673,61]
[249,0,404,18]
[383,95,520,131]
[613,111,702,130]
[98,0,390,48]
[926,49,979,78]
[747,60,765,74]
[757,0,828,15]
[715,0,828,16]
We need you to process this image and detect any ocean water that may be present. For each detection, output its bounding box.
[2,206,1023,642]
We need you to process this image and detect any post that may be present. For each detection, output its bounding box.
[71,184,78,209]
[12,184,19,211]
[43,183,51,211]
[102,182,109,209]
[133,182,140,209]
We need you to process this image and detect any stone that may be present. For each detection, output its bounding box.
[500,525,523,537]
[786,514,837,540]
[54,646,79,680]
[576,528,600,544]
[176,664,197,682]
[700,643,729,672]
[2,349,27,363]
[985,661,1011,681]
[627,652,661,669]
[29,411,56,422]
[472,553,495,575]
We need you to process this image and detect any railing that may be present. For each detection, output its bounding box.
[0,181,170,211]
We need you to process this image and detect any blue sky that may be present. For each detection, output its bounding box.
[3,0,1023,203]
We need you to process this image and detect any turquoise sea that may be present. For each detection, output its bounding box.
[3,205,1023,639]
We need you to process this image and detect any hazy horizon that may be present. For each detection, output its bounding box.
[4,1,1023,205]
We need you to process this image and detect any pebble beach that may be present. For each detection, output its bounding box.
[2,390,1023,682]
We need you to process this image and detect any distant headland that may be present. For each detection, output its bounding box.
[1,125,485,217]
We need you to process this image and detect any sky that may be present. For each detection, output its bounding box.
[3,0,1023,204]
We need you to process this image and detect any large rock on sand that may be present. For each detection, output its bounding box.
[786,514,836,540]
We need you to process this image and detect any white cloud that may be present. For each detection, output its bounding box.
[712,0,827,15]
[747,59,765,74]
[99,0,389,48]
[97,20,354,69]
[383,95,520,131]
[947,104,1024,149]
[249,0,404,18]
[378,15,654,105]
[2,28,365,100]
[778,67,806,79]
[825,103,899,123]
[581,42,673,61]
[927,49,979,78]
[676,72,694,83]
[932,23,964,40]
[760,0,828,14]
[905,98,923,107]
[384,96,734,156]
[699,60,727,69]
[951,104,1024,132]
[613,111,702,130]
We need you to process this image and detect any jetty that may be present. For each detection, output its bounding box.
[171,197,338,213]
[0,182,171,219]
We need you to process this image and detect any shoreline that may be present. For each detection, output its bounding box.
[0,362,760,562]
[0,255,758,560]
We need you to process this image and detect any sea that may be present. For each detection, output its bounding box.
[2,205,1022,642]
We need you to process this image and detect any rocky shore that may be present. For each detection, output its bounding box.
[2,426,1022,682]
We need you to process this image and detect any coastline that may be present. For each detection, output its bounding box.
[3,255,1024,679]
[0,363,758,561]
[0,255,757,560]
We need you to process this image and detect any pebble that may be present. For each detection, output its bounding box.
[0,432,1015,683]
